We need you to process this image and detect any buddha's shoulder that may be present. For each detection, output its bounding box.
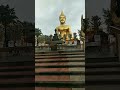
[56,26,60,29]
[56,25,70,29]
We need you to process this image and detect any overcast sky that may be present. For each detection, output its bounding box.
[35,0,85,36]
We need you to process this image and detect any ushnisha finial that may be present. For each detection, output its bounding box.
[60,10,66,17]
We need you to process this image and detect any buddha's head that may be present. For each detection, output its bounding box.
[59,11,66,24]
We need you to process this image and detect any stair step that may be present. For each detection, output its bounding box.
[35,55,85,59]
[0,78,34,84]
[0,87,34,90]
[35,87,74,90]
[36,67,85,72]
[0,66,33,70]
[35,65,85,68]
[35,60,85,63]
[35,81,85,88]
[35,75,85,81]
[35,58,84,61]
[0,62,34,66]
[36,50,84,54]
[36,71,85,75]
[86,57,118,63]
[0,74,34,79]
[36,70,120,75]
[86,75,120,81]
[0,71,34,75]
[0,68,34,72]
[0,83,34,88]
[35,52,84,56]
[36,62,85,66]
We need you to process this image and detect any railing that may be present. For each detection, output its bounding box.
[110,26,120,31]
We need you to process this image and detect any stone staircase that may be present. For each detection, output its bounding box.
[35,50,85,90]
[0,49,119,90]
[35,49,120,90]
[0,56,34,90]
[86,57,120,90]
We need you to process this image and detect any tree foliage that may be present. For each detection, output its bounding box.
[103,8,113,33]
[103,9,113,25]
[35,28,42,38]
[0,4,18,47]
[0,4,18,25]
[82,18,89,32]
[91,15,101,32]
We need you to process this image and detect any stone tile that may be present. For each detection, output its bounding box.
[70,75,85,82]
[35,76,59,81]
[72,88,85,90]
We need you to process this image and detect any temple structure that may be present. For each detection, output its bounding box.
[110,0,120,61]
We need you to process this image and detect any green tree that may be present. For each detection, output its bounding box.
[35,28,42,37]
[38,35,51,44]
[0,4,18,47]
[78,30,85,41]
[50,34,53,41]
[22,21,35,45]
[8,20,23,46]
[103,8,113,33]
[91,15,101,32]
[73,33,77,40]
[35,28,42,46]
[82,18,89,33]
[45,35,50,43]
[37,35,45,44]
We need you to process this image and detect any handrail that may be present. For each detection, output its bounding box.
[110,26,120,31]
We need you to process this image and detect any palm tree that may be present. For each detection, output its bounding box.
[0,4,18,47]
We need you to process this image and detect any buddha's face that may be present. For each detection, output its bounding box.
[59,15,66,24]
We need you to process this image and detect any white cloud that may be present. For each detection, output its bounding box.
[35,0,85,36]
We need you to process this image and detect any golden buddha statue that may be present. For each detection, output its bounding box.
[56,11,72,41]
